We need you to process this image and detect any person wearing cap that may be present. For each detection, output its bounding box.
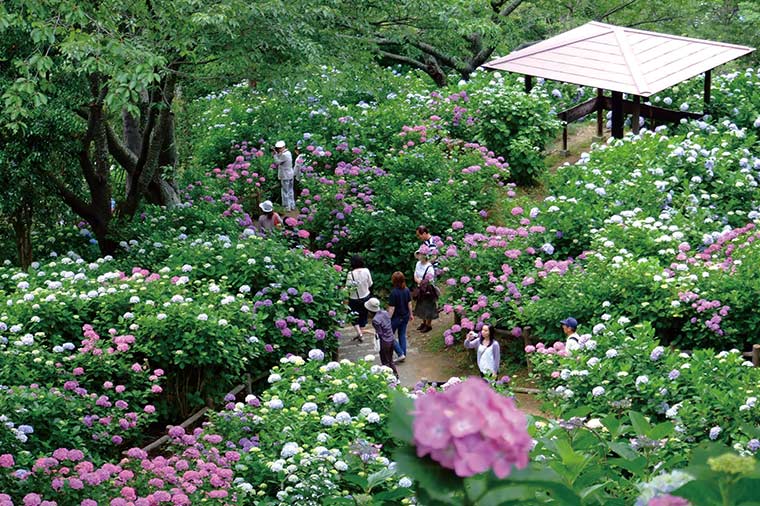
[561,317,581,352]
[413,245,438,333]
[272,140,295,212]
[364,297,399,378]
[257,200,282,232]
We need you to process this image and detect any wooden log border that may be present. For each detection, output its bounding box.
[138,372,266,455]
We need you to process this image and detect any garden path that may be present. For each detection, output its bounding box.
[338,310,465,388]
[338,312,545,416]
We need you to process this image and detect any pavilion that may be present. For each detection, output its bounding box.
[483,22,754,152]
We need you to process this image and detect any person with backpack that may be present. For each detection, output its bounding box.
[412,245,438,333]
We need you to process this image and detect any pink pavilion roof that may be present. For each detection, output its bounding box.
[483,21,754,97]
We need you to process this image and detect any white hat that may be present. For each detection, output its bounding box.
[364,297,381,313]
[274,140,286,149]
[259,200,274,213]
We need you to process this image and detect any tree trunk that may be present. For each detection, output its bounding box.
[122,108,142,196]
[148,110,181,208]
[120,73,178,217]
[10,198,33,270]
[91,214,120,256]
[424,56,448,87]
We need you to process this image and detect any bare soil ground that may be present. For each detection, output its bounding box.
[338,311,547,415]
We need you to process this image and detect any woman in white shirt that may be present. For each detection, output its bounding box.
[346,254,373,342]
[413,246,438,333]
[464,322,501,378]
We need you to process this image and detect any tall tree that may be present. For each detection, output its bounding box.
[0,0,314,255]
[317,0,757,88]
[315,0,529,87]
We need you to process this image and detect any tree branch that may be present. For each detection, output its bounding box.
[626,16,682,28]
[39,167,95,222]
[106,121,138,174]
[410,40,464,71]
[597,0,638,21]
[463,46,496,76]
[377,50,428,71]
[498,0,525,17]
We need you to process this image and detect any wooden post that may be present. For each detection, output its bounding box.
[704,69,712,113]
[524,75,533,93]
[595,88,604,139]
[523,327,532,372]
[562,125,569,155]
[632,95,641,134]
[611,91,624,138]
[753,344,760,367]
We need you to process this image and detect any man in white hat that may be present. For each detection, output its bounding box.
[272,140,295,212]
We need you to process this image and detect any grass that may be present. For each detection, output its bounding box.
[543,121,600,171]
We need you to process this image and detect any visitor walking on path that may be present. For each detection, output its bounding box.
[388,271,413,362]
[413,246,438,333]
[272,140,296,211]
[346,255,373,342]
[464,322,500,378]
[364,297,399,378]
[257,200,282,233]
[561,317,581,352]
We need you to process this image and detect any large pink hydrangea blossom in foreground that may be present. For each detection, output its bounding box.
[412,377,532,478]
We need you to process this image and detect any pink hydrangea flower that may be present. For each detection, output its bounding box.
[0,454,14,468]
[412,377,531,478]
[648,495,691,506]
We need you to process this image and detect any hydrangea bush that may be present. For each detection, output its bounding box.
[528,319,760,455]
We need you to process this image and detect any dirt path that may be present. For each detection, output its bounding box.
[338,310,468,387]
[338,311,547,415]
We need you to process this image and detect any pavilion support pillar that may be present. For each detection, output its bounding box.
[524,75,533,93]
[561,122,569,156]
[704,69,712,113]
[611,91,624,138]
[632,95,641,134]
[594,88,605,142]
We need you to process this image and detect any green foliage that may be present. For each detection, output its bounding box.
[473,80,561,184]
[203,356,413,504]
[0,325,163,463]
[529,319,760,455]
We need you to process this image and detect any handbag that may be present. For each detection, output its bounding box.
[414,265,438,300]
[373,333,381,352]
